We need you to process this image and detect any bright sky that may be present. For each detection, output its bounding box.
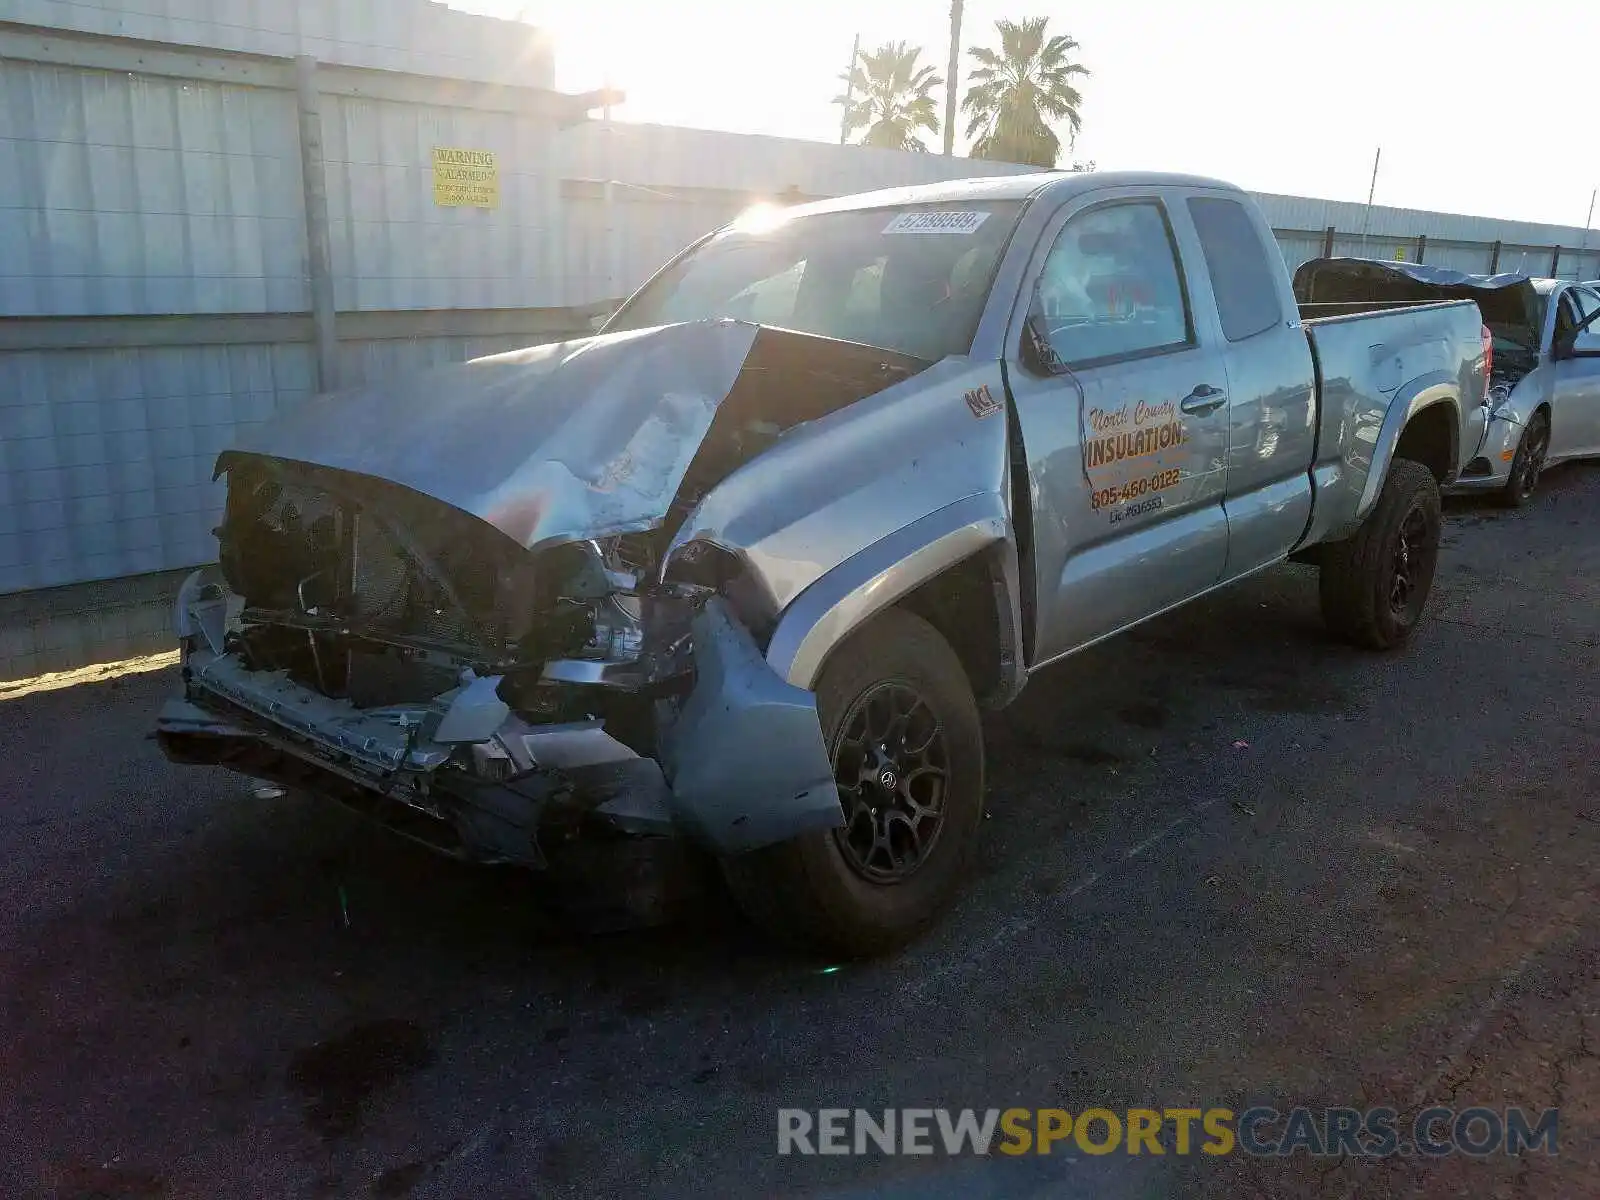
[453,0,1600,229]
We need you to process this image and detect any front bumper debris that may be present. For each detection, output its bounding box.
[156,594,843,869]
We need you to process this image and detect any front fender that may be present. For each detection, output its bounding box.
[660,598,843,854]
[764,492,1017,692]
[1492,371,1547,428]
[667,357,1012,624]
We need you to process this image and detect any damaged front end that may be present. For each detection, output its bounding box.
[156,320,928,872]
[160,462,840,870]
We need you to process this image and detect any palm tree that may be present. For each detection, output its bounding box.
[835,42,944,153]
[962,17,1089,168]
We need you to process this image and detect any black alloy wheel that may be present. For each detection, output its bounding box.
[830,682,949,884]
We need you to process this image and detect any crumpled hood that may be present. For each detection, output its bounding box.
[221,320,760,551]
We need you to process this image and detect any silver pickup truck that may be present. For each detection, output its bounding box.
[157,171,1486,956]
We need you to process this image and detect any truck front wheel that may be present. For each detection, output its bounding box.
[1318,456,1442,650]
[722,608,984,958]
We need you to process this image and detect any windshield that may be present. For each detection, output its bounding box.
[606,201,1025,361]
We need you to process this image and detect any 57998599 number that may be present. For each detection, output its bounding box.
[1091,468,1182,512]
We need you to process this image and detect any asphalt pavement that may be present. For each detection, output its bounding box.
[3,463,1598,1200]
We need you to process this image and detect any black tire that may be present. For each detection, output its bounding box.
[722,608,984,958]
[1318,456,1442,651]
[1498,410,1550,508]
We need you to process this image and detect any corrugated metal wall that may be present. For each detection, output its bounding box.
[557,123,1037,304]
[334,331,542,389]
[0,4,573,605]
[324,94,563,311]
[3,0,555,86]
[559,122,1037,198]
[0,342,312,589]
[0,60,306,315]
[0,51,319,593]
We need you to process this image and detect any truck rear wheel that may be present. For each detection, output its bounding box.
[722,608,984,958]
[1318,456,1441,650]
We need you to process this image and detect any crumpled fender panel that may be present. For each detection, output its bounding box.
[669,358,1016,688]
[660,598,842,854]
[670,358,1011,618]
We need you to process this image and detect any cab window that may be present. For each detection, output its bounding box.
[1187,196,1283,342]
[1033,201,1193,368]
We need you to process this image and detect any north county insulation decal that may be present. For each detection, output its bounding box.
[1083,399,1187,519]
[1084,400,1186,469]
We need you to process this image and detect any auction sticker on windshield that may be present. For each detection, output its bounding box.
[883,211,991,235]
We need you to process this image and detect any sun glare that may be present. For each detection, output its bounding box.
[732,203,792,234]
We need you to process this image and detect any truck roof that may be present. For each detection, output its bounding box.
[786,170,1245,218]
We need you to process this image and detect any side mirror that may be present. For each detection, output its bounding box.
[1021,311,1068,377]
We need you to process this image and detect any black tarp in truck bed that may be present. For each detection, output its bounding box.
[1292,257,1543,356]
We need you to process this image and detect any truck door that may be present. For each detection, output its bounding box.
[1178,192,1318,578]
[1003,190,1231,666]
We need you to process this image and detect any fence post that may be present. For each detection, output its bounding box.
[1321,226,1335,258]
[1489,240,1502,272]
[295,55,338,393]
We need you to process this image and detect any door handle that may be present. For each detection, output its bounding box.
[1180,384,1227,415]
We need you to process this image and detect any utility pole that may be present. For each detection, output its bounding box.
[944,0,963,156]
[839,33,860,145]
[1578,187,1596,279]
[1358,146,1381,257]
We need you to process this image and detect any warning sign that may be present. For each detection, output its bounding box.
[432,147,499,209]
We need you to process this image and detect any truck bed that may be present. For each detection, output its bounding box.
[1296,297,1487,547]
